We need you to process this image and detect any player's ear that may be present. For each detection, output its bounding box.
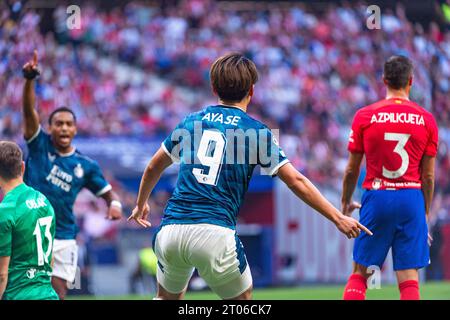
[409,76,413,87]
[21,161,25,176]
[382,76,388,86]
[249,85,254,97]
[47,119,54,132]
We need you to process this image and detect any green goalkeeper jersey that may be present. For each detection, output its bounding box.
[0,183,58,300]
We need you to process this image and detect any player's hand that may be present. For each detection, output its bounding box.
[335,215,372,239]
[106,205,122,221]
[426,215,433,247]
[22,50,40,80]
[128,203,151,228]
[341,201,361,217]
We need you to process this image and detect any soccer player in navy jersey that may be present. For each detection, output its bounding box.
[342,56,439,300]
[128,53,371,300]
[21,51,123,300]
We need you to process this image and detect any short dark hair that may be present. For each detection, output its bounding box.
[48,107,77,125]
[210,53,259,103]
[0,141,23,180]
[383,55,414,90]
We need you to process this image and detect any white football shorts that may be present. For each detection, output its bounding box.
[153,224,252,299]
[52,239,78,283]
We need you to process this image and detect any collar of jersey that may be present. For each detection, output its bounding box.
[386,96,410,102]
[56,148,76,157]
[212,104,246,112]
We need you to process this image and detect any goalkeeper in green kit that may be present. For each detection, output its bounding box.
[0,141,58,300]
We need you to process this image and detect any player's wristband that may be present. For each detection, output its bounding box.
[110,200,122,209]
[22,67,40,80]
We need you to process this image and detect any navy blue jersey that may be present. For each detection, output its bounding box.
[161,105,289,229]
[24,127,111,239]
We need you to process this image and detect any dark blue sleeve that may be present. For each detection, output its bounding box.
[26,126,50,155]
[85,160,112,197]
[257,126,290,176]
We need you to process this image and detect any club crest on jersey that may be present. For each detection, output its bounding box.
[74,164,84,178]
[48,152,56,162]
[372,178,382,190]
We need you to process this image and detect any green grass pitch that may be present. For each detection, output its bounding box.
[70,281,450,300]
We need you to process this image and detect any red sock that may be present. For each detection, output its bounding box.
[399,280,420,300]
[343,274,367,300]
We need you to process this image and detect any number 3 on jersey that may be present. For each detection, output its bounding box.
[33,216,53,266]
[193,130,227,186]
[382,132,411,179]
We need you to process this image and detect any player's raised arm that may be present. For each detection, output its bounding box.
[277,163,372,239]
[128,147,173,228]
[22,50,41,140]
[341,152,364,216]
[0,256,10,299]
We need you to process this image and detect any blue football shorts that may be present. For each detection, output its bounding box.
[353,189,429,271]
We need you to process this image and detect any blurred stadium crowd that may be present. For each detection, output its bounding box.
[0,0,449,242]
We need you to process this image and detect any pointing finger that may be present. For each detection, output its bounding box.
[137,220,147,228]
[141,220,152,228]
[357,222,373,236]
[137,219,151,228]
[33,50,38,66]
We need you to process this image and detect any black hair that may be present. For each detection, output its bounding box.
[383,55,414,90]
[48,107,77,125]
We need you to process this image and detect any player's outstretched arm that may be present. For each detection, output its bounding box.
[22,50,40,140]
[341,152,364,216]
[421,155,436,219]
[277,163,372,239]
[128,147,173,228]
[0,256,10,299]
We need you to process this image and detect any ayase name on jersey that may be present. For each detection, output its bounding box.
[202,112,241,126]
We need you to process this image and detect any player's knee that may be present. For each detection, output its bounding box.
[396,269,419,283]
[156,292,183,300]
[227,286,253,300]
[156,284,184,300]
[52,277,68,300]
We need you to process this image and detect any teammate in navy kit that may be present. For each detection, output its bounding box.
[341,56,439,300]
[21,51,123,300]
[128,53,371,300]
